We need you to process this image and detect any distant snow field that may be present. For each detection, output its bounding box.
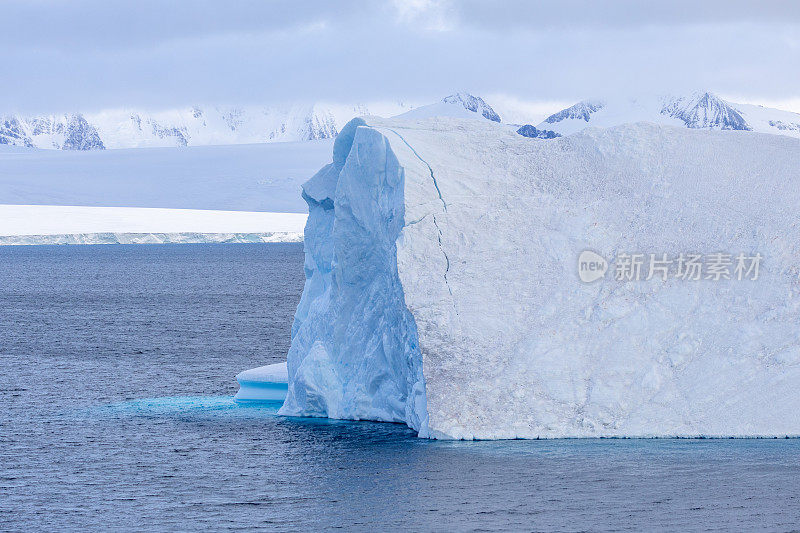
[0,139,326,244]
[0,205,306,245]
[0,140,333,213]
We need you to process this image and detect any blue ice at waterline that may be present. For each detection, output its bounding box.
[91,396,282,419]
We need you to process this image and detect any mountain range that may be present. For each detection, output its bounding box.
[0,95,487,151]
[3,91,799,150]
[0,102,419,150]
[531,92,800,139]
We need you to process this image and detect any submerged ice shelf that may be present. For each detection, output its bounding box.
[234,362,289,404]
[245,116,800,440]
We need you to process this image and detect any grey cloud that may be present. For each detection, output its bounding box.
[1,1,798,114]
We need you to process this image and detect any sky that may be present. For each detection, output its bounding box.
[2,0,800,115]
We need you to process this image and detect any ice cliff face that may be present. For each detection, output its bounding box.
[282,116,800,439]
[540,92,800,138]
[280,119,428,432]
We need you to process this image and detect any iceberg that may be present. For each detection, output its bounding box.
[278,115,800,439]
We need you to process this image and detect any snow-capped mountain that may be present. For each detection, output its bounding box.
[397,92,501,122]
[660,93,750,130]
[0,93,504,151]
[0,114,105,150]
[543,101,604,125]
[442,93,501,122]
[534,92,800,138]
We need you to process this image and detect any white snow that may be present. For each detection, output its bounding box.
[736,102,800,136]
[0,205,306,245]
[397,102,483,121]
[234,362,289,404]
[280,115,800,440]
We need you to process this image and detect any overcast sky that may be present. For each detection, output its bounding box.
[3,0,800,114]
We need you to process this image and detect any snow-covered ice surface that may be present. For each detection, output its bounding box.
[0,205,306,245]
[281,116,800,440]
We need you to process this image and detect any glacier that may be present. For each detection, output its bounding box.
[278,115,800,439]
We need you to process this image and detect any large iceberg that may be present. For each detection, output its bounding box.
[279,116,800,439]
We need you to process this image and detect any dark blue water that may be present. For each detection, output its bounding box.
[2,244,800,532]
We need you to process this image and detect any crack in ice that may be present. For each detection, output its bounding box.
[405,213,430,227]
[387,129,447,212]
[432,213,453,296]
[387,128,453,297]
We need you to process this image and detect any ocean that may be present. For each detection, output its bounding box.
[2,244,799,531]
